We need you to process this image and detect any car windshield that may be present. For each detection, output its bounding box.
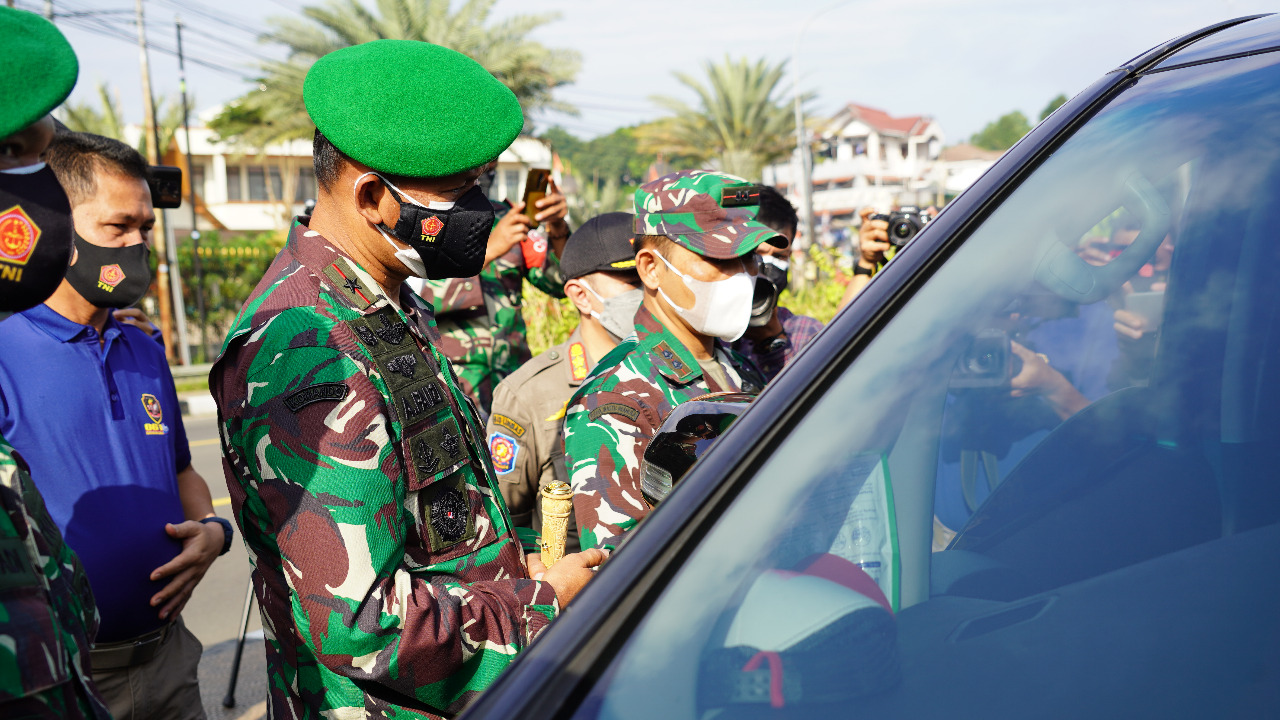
[573,50,1280,719]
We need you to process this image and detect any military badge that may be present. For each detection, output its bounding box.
[375,314,407,344]
[353,324,379,347]
[421,215,444,240]
[0,205,40,268]
[569,341,588,382]
[429,486,469,542]
[488,432,518,474]
[415,438,441,476]
[141,393,168,435]
[98,263,125,292]
[385,353,418,378]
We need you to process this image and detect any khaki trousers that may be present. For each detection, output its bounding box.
[91,616,206,720]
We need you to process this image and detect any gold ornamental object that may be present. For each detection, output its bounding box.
[539,481,573,568]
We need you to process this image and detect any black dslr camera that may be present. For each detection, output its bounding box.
[870,206,933,248]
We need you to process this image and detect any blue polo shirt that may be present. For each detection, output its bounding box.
[0,304,192,642]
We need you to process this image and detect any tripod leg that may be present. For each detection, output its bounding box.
[222,578,255,708]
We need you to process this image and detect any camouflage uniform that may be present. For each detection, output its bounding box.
[0,435,109,720]
[486,327,594,555]
[421,205,566,414]
[212,221,558,719]
[562,305,764,551]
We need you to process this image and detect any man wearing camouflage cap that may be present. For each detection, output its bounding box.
[562,171,774,551]
[210,40,603,719]
[0,7,110,718]
[487,212,642,555]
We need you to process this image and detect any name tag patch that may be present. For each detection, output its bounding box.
[588,402,640,422]
[491,413,525,437]
[283,382,349,412]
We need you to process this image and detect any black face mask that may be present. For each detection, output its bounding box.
[63,232,153,309]
[374,174,495,280]
[0,163,75,313]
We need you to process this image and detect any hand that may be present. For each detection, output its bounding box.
[1113,308,1149,340]
[857,207,890,270]
[485,201,534,266]
[526,552,547,580]
[534,179,569,237]
[1009,341,1089,420]
[114,307,157,336]
[149,520,224,621]
[540,548,609,606]
[1076,236,1113,267]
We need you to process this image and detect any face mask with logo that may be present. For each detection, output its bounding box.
[581,279,643,340]
[654,251,755,342]
[355,172,495,280]
[0,162,75,313]
[63,232,153,309]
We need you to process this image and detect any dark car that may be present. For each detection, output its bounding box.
[465,15,1280,719]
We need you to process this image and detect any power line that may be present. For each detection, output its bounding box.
[56,12,253,79]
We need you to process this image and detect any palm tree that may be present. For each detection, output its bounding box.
[214,0,580,148]
[639,56,799,181]
[62,81,188,159]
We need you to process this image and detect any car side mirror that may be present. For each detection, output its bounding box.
[640,392,755,507]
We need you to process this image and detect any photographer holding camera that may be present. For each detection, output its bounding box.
[731,186,823,381]
[840,205,934,308]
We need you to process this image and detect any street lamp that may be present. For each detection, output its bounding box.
[793,0,853,263]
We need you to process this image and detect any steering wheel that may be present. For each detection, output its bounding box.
[1034,171,1173,304]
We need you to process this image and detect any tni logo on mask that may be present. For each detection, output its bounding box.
[420,216,444,243]
[98,264,126,292]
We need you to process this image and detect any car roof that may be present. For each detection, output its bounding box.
[1153,13,1280,71]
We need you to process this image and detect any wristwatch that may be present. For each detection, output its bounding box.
[200,516,235,556]
[853,263,875,276]
[758,332,790,355]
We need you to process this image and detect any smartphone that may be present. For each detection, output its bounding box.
[148,165,184,209]
[1125,290,1166,331]
[522,169,551,229]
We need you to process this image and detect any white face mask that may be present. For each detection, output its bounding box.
[353,171,456,278]
[0,161,47,175]
[654,251,755,342]
[581,279,643,340]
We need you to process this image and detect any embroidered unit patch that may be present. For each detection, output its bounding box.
[283,382,349,412]
[488,432,518,474]
[588,402,640,422]
[491,414,525,437]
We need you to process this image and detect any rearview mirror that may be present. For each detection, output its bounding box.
[640,392,754,507]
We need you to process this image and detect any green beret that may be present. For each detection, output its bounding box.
[304,40,524,178]
[0,7,78,140]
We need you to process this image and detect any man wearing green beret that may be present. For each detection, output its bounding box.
[0,7,111,719]
[562,170,776,551]
[211,39,604,719]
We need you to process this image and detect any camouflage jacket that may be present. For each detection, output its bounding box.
[562,305,765,551]
[420,242,565,415]
[487,327,592,555]
[211,221,558,719]
[0,435,109,719]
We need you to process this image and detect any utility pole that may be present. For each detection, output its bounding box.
[44,0,52,20]
[175,16,208,361]
[135,0,177,363]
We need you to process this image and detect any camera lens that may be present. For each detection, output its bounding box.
[892,222,913,240]
[967,350,998,374]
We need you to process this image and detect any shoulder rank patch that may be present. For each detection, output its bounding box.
[569,341,589,382]
[652,340,695,381]
[492,414,525,437]
[284,382,349,412]
[322,260,375,309]
[588,402,640,423]
[488,432,519,474]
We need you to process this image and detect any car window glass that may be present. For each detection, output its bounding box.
[572,50,1280,720]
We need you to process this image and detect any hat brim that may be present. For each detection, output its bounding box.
[673,222,788,260]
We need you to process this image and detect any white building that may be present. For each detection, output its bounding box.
[764,103,999,232]
[164,121,553,238]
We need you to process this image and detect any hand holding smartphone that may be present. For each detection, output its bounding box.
[522,169,551,229]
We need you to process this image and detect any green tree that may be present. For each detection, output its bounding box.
[214,0,580,149]
[1039,93,1068,121]
[970,110,1032,151]
[640,56,798,181]
[62,81,187,159]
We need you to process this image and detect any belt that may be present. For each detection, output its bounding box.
[90,622,174,671]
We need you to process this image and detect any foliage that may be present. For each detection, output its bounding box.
[1039,94,1069,122]
[640,56,798,181]
[61,81,187,160]
[521,285,579,357]
[175,230,285,361]
[970,110,1032,152]
[214,0,581,149]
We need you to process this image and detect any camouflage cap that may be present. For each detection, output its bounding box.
[634,170,787,259]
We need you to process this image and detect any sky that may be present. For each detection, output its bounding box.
[20,0,1272,146]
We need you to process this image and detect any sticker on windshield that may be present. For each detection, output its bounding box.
[828,453,900,611]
